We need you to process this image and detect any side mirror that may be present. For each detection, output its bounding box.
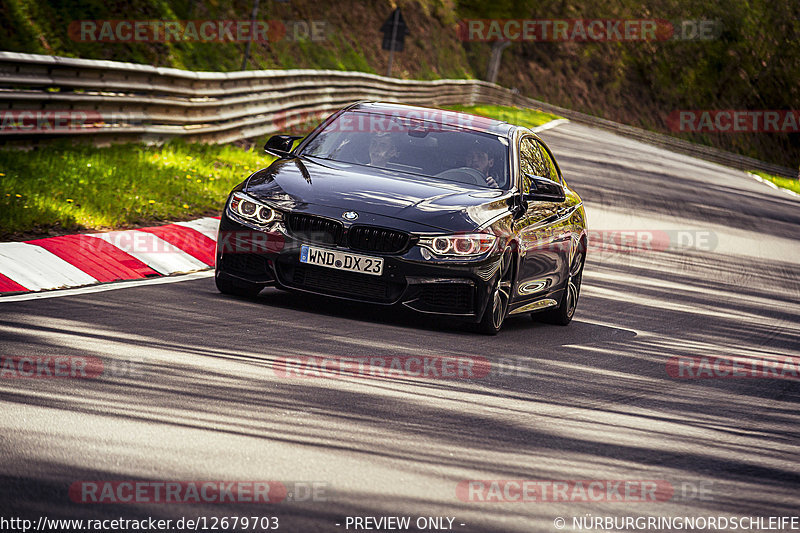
[524,173,566,202]
[264,135,303,158]
[508,195,528,220]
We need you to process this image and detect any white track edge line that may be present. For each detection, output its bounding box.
[0,270,214,303]
[747,172,799,198]
[532,118,571,133]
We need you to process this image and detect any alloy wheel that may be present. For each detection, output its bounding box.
[565,237,584,319]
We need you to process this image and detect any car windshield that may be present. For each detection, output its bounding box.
[300,111,510,189]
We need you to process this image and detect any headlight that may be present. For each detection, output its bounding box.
[228,192,283,227]
[419,233,496,258]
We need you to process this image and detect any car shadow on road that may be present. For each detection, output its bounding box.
[217,285,637,347]
[1,242,799,527]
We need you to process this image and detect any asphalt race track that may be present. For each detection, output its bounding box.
[1,122,798,532]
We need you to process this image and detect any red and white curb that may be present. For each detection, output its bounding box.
[747,172,799,198]
[0,217,219,295]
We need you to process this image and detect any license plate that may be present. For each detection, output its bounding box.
[300,245,384,276]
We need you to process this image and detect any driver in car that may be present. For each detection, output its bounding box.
[466,147,499,188]
[368,132,399,167]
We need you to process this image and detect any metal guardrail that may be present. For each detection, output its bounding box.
[0,51,795,179]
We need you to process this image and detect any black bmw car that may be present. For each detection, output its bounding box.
[215,102,587,334]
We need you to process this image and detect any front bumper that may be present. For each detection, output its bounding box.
[215,214,502,322]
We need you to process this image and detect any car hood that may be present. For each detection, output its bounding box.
[243,156,510,231]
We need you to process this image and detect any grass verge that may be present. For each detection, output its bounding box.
[0,141,275,240]
[749,170,800,195]
[443,104,562,129]
[0,104,561,240]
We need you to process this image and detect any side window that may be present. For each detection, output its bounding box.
[537,141,561,183]
[518,137,546,193]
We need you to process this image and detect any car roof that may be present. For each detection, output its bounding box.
[347,101,517,137]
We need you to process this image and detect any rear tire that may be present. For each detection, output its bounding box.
[215,270,262,298]
[536,239,584,326]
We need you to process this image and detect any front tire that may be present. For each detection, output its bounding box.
[215,270,263,298]
[477,249,514,335]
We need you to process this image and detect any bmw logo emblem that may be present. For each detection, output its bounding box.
[342,211,358,221]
